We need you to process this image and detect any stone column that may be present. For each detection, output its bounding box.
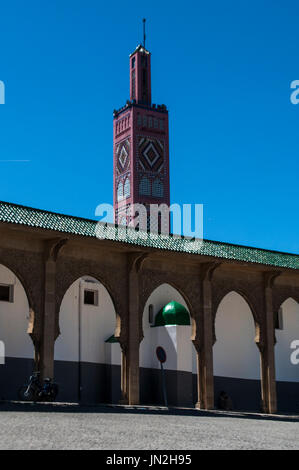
[127,263,141,405]
[119,253,147,405]
[193,263,219,410]
[40,239,67,380]
[41,257,56,379]
[120,346,129,404]
[258,272,279,414]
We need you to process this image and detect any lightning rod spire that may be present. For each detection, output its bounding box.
[143,18,146,49]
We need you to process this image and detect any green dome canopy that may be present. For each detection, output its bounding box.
[153,301,190,327]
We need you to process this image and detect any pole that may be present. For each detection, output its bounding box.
[143,18,146,49]
[160,362,168,407]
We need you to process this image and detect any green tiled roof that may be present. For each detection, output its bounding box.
[105,335,119,344]
[153,301,191,327]
[0,200,299,271]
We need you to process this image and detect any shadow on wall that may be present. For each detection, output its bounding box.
[213,291,261,412]
[54,361,121,404]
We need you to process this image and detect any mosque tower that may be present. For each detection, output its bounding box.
[113,22,170,230]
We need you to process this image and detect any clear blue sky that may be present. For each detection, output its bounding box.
[0,0,298,254]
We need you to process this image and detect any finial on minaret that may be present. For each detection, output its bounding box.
[143,18,146,49]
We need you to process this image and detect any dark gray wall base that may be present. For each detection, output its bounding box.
[1,359,298,413]
[214,376,262,412]
[276,381,299,413]
[214,376,299,413]
[0,357,35,400]
[54,360,121,404]
[140,367,194,407]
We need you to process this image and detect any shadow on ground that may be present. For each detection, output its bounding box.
[0,401,299,423]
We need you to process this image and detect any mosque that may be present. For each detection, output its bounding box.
[0,40,299,413]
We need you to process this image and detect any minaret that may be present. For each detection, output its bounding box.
[113,31,170,231]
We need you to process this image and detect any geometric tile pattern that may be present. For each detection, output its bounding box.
[138,137,164,173]
[0,200,298,270]
[115,139,130,175]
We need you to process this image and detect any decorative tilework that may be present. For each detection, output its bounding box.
[138,136,164,173]
[1,200,298,271]
[152,178,164,198]
[115,138,130,175]
[139,176,151,196]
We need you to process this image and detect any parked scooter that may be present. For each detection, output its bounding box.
[18,371,58,402]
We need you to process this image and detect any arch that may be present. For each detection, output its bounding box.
[117,181,123,201]
[139,176,151,196]
[214,288,259,327]
[55,275,120,403]
[123,177,130,199]
[213,291,261,411]
[278,296,299,309]
[0,259,36,314]
[273,291,299,317]
[56,268,122,333]
[213,287,261,345]
[140,276,194,322]
[152,178,164,198]
[0,263,35,400]
[140,282,194,406]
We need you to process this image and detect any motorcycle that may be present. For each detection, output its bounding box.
[18,372,58,402]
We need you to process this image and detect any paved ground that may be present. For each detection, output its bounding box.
[0,403,298,450]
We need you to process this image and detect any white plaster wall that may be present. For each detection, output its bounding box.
[140,283,193,372]
[55,277,117,364]
[177,326,192,373]
[192,345,197,374]
[105,342,121,366]
[213,291,260,380]
[275,298,299,382]
[0,264,34,359]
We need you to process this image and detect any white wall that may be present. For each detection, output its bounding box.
[213,291,260,380]
[140,283,193,372]
[275,298,299,382]
[55,277,117,364]
[105,342,121,366]
[0,264,33,359]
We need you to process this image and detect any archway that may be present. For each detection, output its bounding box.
[0,264,34,400]
[213,291,261,411]
[140,283,194,406]
[275,297,299,413]
[54,276,120,403]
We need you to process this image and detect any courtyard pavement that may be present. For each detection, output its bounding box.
[0,402,298,450]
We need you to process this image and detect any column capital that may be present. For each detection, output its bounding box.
[44,238,68,262]
[199,262,221,282]
[127,251,149,274]
[263,271,282,289]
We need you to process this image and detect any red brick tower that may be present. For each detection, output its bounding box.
[113,42,170,230]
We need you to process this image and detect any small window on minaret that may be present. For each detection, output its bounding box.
[117,181,123,201]
[131,57,135,68]
[124,178,130,199]
[132,70,136,100]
